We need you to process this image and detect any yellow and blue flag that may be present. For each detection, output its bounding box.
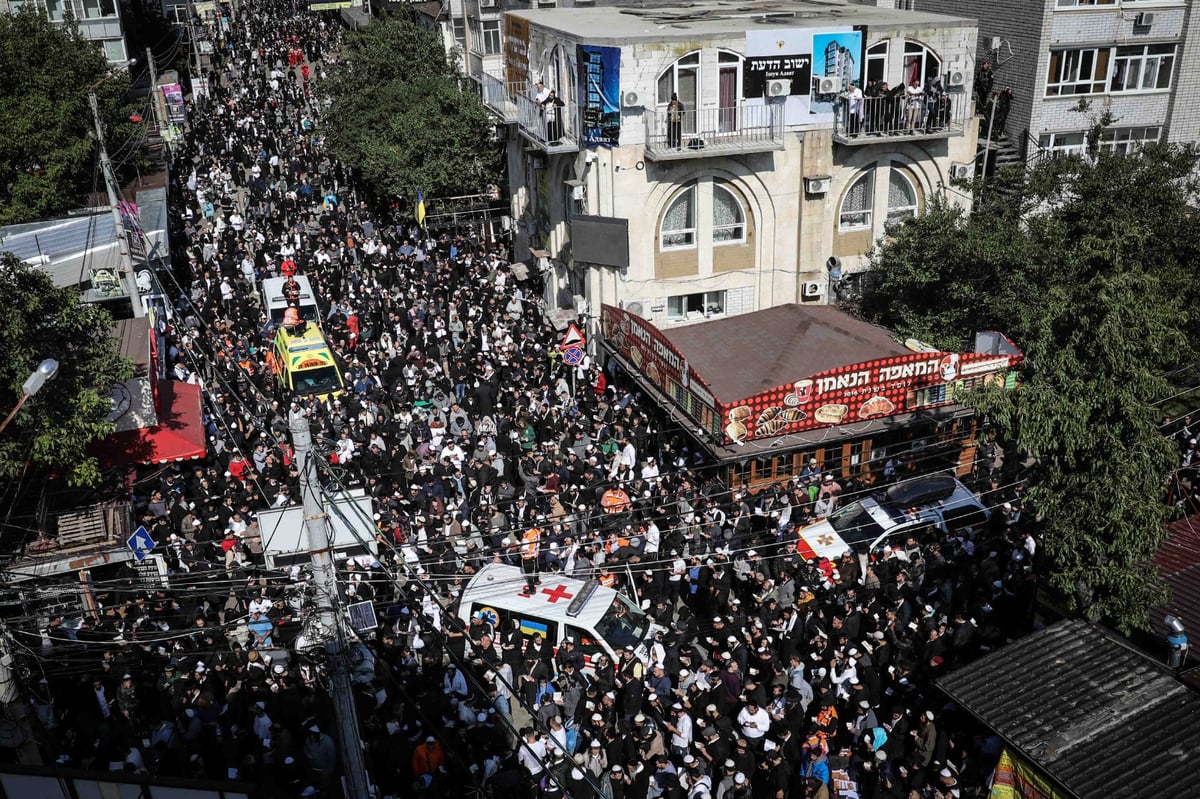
[519,618,548,637]
[416,190,426,227]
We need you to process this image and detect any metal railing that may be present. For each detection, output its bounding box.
[515,91,577,149]
[834,93,967,141]
[480,72,520,121]
[643,104,783,158]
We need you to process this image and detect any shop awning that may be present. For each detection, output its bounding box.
[97,381,207,465]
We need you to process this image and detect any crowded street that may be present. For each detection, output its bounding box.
[14,3,1043,798]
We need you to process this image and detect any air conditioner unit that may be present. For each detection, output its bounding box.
[801,281,823,301]
[479,0,496,7]
[767,78,791,97]
[571,184,585,201]
[622,90,643,108]
[622,300,646,318]
[949,162,974,180]
[573,294,588,316]
[817,76,839,94]
[987,36,1002,52]
[947,69,967,87]
[1135,11,1154,26]
[804,175,832,195]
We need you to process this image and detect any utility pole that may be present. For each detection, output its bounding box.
[289,410,372,799]
[88,92,144,318]
[146,47,164,138]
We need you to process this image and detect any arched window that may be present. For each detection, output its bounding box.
[713,183,746,244]
[657,51,701,133]
[886,167,918,223]
[866,41,889,87]
[661,187,696,249]
[839,171,874,231]
[903,41,942,87]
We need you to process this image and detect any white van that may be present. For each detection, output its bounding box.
[796,473,990,561]
[261,275,320,325]
[459,562,663,666]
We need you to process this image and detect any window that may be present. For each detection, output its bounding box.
[661,187,696,249]
[1099,126,1161,155]
[452,19,466,50]
[839,171,874,231]
[1111,44,1175,92]
[481,20,501,55]
[1046,48,1109,96]
[1055,0,1115,6]
[657,52,701,126]
[467,18,482,55]
[1038,131,1087,157]
[667,291,726,321]
[886,168,918,224]
[902,41,941,87]
[866,41,888,88]
[102,39,126,64]
[712,183,746,244]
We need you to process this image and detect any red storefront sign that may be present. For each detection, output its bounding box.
[719,349,1021,444]
[600,305,715,407]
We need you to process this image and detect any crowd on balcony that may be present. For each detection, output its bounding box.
[15,3,1043,798]
[839,77,955,138]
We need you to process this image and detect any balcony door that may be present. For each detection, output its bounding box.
[657,52,700,135]
[718,51,742,133]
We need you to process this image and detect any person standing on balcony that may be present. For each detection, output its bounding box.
[667,92,685,150]
[904,79,925,131]
[542,89,566,145]
[841,81,865,136]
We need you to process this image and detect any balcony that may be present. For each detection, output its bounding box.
[480,72,518,124]
[514,92,580,154]
[833,94,969,145]
[643,104,785,161]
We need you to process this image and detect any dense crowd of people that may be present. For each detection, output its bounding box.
[18,3,1045,798]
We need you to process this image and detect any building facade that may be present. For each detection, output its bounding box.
[478,1,980,329]
[913,0,1200,155]
[1,0,129,64]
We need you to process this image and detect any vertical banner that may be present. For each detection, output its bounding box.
[577,44,621,147]
[810,30,863,115]
[505,15,530,92]
[161,83,186,125]
[991,749,1065,799]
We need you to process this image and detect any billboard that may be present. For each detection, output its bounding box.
[810,29,863,115]
[577,44,621,147]
[505,15,530,91]
[718,348,1021,445]
[743,28,864,122]
[744,30,812,102]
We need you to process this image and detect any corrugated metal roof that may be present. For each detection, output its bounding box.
[1153,513,1200,647]
[937,620,1200,799]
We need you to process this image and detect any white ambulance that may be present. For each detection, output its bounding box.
[261,275,320,325]
[458,562,664,666]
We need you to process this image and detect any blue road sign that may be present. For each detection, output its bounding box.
[562,345,584,366]
[127,525,156,562]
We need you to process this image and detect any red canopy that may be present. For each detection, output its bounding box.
[97,381,207,465]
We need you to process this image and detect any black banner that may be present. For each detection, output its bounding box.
[743,54,812,98]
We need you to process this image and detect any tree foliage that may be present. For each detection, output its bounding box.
[0,9,140,225]
[0,254,132,486]
[856,137,1200,633]
[322,10,501,201]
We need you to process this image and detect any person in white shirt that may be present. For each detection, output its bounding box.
[665,704,694,759]
[517,728,547,776]
[737,701,770,742]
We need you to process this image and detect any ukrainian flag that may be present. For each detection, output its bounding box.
[520,618,548,637]
[416,190,426,227]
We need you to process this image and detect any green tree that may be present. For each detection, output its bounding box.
[322,10,501,201]
[856,138,1200,633]
[0,254,132,486]
[0,9,140,225]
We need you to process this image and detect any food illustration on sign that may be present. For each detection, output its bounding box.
[725,405,752,443]
[858,395,896,419]
[629,347,644,368]
[780,407,806,423]
[645,360,662,386]
[756,407,786,437]
[814,403,849,424]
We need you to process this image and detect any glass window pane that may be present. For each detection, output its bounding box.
[888,170,916,210]
[713,187,742,227]
[664,190,693,231]
[658,71,673,105]
[844,172,872,213]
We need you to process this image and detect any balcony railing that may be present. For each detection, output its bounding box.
[480,72,519,124]
[644,104,784,161]
[514,91,579,154]
[833,93,968,144]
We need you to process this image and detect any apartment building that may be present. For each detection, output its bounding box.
[477,0,980,327]
[914,0,1200,156]
[1,0,129,64]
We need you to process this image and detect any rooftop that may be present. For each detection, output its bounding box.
[510,0,971,43]
[662,304,910,402]
[937,619,1200,799]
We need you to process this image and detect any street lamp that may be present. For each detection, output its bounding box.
[0,360,60,435]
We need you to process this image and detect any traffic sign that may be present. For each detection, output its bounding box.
[126,525,156,562]
[562,345,584,366]
[559,323,586,350]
